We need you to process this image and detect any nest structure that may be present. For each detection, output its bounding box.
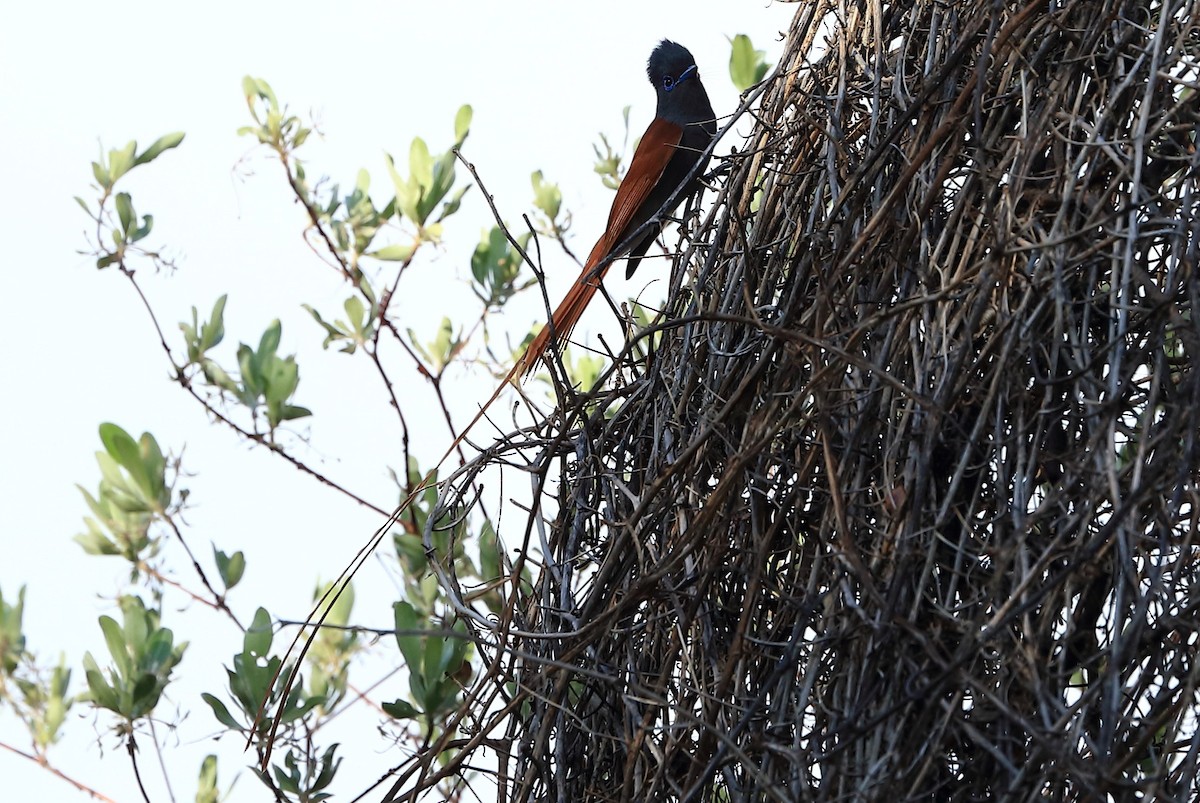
[390,2,1200,800]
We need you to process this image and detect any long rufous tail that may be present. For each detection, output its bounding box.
[517,250,612,379]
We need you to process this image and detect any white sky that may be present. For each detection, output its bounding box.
[0,2,795,800]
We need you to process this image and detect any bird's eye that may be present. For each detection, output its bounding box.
[663,74,675,90]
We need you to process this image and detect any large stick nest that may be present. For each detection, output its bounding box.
[392,1,1200,800]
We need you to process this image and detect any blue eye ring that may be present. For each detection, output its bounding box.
[663,64,697,93]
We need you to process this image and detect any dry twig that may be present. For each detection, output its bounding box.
[388,2,1200,799]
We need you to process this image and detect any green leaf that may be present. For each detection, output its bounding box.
[303,304,352,353]
[728,34,769,93]
[382,698,419,720]
[131,213,154,243]
[31,657,73,748]
[95,451,125,491]
[96,424,167,512]
[568,350,606,391]
[231,320,309,428]
[99,615,133,680]
[393,531,428,575]
[82,653,119,711]
[106,141,137,185]
[454,105,472,145]
[311,743,341,792]
[138,432,167,507]
[592,108,633,190]
[313,581,354,632]
[531,171,562,222]
[0,585,27,675]
[244,608,273,658]
[408,138,433,196]
[368,243,415,262]
[470,226,531,308]
[133,132,185,167]
[435,184,470,224]
[121,598,149,654]
[196,755,220,803]
[203,361,238,394]
[479,519,500,580]
[99,422,142,481]
[392,602,422,671]
[74,528,118,556]
[236,344,260,399]
[144,630,176,673]
[203,295,227,351]
[386,109,470,228]
[278,404,312,422]
[242,76,278,111]
[74,477,155,561]
[386,152,419,224]
[411,317,458,374]
[214,547,246,590]
[422,635,453,683]
[92,161,111,190]
[115,192,134,235]
[90,596,185,720]
[344,296,366,331]
[258,319,282,358]
[202,692,244,731]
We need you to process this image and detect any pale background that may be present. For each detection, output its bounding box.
[0,2,795,800]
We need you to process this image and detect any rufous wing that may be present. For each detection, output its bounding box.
[518,118,683,379]
[584,117,683,271]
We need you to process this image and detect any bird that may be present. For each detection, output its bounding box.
[439,41,716,451]
[366,41,718,565]
[516,39,717,379]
